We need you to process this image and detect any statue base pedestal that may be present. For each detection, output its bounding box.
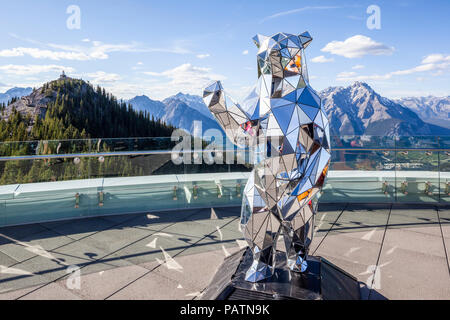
[202,248,361,300]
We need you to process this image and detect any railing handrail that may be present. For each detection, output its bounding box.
[0,147,448,161]
[0,135,449,159]
[0,134,449,144]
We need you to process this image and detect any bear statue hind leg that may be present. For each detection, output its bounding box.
[283,213,315,273]
[242,213,281,282]
[241,189,281,282]
[245,246,277,282]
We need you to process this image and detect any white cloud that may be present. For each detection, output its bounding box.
[86,71,121,83]
[0,39,191,61]
[421,53,450,64]
[137,61,143,65]
[261,6,339,23]
[336,71,357,79]
[140,63,225,98]
[390,64,435,76]
[196,53,210,59]
[311,55,334,63]
[352,64,365,69]
[82,38,90,42]
[0,47,91,61]
[53,40,191,57]
[336,53,450,82]
[242,50,249,55]
[143,63,224,83]
[0,64,75,75]
[322,35,394,58]
[337,71,388,82]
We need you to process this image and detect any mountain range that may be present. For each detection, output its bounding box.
[2,80,449,137]
[395,96,450,129]
[128,94,221,135]
[129,82,450,136]
[0,87,33,104]
[320,82,449,135]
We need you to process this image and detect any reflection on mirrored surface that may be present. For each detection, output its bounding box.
[203,32,331,282]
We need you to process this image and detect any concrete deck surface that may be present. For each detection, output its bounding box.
[0,204,449,300]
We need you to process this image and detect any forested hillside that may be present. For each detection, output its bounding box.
[0,77,176,185]
[0,77,174,141]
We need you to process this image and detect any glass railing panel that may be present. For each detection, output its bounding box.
[0,135,449,227]
[0,200,4,226]
[0,140,40,157]
[395,136,440,150]
[322,148,396,203]
[175,135,251,210]
[97,175,183,217]
[180,148,250,209]
[87,153,183,179]
[0,159,31,185]
[438,136,450,149]
[3,178,101,226]
[0,156,92,186]
[0,137,178,160]
[177,171,246,209]
[0,184,15,226]
[0,139,94,158]
[439,137,450,204]
[88,152,185,217]
[91,137,175,154]
[440,150,450,204]
[395,149,440,203]
[331,135,396,150]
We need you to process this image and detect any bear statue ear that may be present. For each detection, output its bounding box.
[298,31,313,49]
[252,34,268,49]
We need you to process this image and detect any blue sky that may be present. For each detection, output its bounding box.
[0,0,449,100]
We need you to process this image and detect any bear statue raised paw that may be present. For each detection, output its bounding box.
[202,32,331,282]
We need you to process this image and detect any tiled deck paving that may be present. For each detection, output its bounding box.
[0,204,449,300]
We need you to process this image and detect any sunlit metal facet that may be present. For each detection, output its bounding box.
[203,32,331,282]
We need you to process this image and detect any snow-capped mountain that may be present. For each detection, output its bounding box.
[395,96,450,129]
[163,92,214,120]
[320,82,450,136]
[129,94,221,135]
[0,87,33,104]
[148,84,449,136]
[129,85,450,136]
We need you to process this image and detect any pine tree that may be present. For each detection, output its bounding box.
[0,77,175,184]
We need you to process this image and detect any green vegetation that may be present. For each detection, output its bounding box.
[0,78,177,185]
[1,78,174,142]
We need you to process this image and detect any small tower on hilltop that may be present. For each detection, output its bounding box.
[60,70,67,80]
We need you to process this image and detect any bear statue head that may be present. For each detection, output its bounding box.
[252,32,313,98]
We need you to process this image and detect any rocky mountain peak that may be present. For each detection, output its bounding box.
[163,92,213,120]
[351,81,373,91]
[1,77,94,123]
[320,82,449,136]
[173,92,189,98]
